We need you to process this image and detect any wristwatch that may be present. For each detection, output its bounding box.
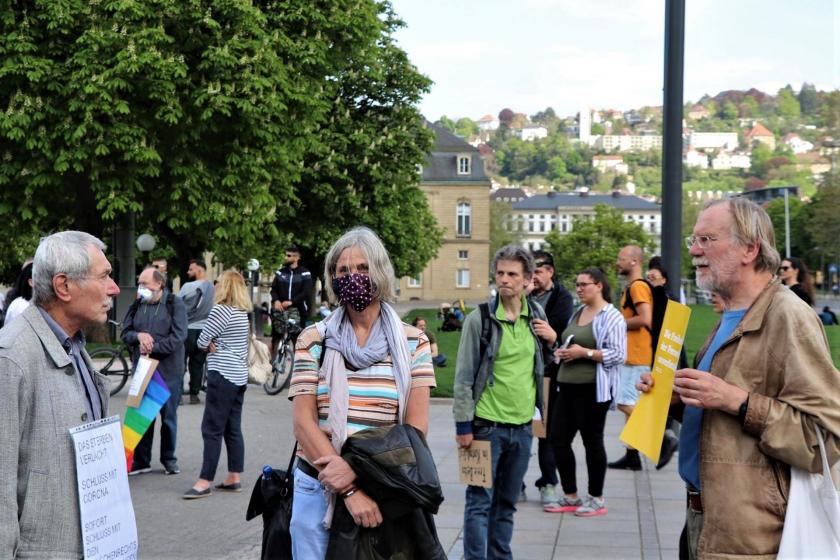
[586,349,594,359]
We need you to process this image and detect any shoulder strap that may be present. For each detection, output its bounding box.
[166,293,175,316]
[478,303,492,362]
[623,278,650,314]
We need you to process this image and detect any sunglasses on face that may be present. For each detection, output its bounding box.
[779,266,791,272]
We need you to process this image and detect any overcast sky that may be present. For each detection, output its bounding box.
[390,0,838,120]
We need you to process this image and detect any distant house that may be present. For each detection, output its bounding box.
[686,131,739,152]
[795,151,831,178]
[477,114,499,132]
[517,125,548,142]
[684,149,709,169]
[596,134,662,153]
[737,185,799,206]
[508,191,662,252]
[782,133,814,154]
[746,123,776,150]
[399,121,491,301]
[687,104,711,120]
[592,155,629,175]
[711,152,751,170]
[491,187,528,204]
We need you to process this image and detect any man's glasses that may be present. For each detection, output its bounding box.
[684,235,719,249]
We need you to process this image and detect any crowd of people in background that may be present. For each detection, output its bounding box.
[2,197,840,559]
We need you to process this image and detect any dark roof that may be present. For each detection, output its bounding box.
[491,188,528,201]
[512,192,660,211]
[421,120,490,183]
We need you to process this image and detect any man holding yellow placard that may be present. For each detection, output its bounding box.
[639,198,840,559]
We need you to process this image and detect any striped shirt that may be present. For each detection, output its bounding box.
[569,303,627,403]
[197,305,250,386]
[288,323,436,435]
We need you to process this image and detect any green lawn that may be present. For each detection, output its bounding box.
[406,304,840,398]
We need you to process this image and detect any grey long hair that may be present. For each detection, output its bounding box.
[32,231,106,307]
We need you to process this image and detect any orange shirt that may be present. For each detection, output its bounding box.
[620,280,653,366]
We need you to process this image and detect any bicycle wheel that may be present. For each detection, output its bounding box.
[264,341,293,395]
[89,347,131,396]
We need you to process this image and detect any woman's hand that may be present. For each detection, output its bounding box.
[556,343,586,362]
[313,455,357,493]
[343,489,382,528]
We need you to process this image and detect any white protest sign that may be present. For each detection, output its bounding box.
[70,415,138,560]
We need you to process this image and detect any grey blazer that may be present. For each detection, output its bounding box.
[0,305,109,559]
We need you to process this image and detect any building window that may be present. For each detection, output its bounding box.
[456,269,470,288]
[457,202,471,236]
[650,223,656,232]
[407,275,421,288]
[561,223,568,233]
[457,155,471,175]
[458,250,469,260]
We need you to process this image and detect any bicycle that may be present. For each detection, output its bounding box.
[89,321,133,396]
[263,312,302,395]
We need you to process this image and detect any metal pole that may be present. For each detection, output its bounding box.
[662,0,686,299]
[783,188,791,258]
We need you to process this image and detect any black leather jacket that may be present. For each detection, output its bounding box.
[327,424,446,560]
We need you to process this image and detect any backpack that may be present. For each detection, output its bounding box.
[623,279,687,368]
[477,303,493,364]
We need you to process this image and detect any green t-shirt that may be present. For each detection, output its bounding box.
[557,318,597,384]
[475,297,536,424]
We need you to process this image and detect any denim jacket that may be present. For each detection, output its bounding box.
[453,296,551,434]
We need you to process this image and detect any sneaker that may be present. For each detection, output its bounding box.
[128,466,152,477]
[518,487,527,503]
[575,495,607,517]
[189,394,201,405]
[539,484,559,507]
[164,464,181,475]
[608,450,642,471]
[543,495,582,513]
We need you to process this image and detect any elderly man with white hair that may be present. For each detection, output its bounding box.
[0,231,120,558]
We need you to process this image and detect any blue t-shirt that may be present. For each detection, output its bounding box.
[678,308,747,490]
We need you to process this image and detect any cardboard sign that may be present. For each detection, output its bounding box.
[620,300,692,463]
[70,416,138,560]
[124,357,158,408]
[532,377,551,439]
[458,440,492,488]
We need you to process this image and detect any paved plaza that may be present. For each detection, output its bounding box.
[120,378,685,559]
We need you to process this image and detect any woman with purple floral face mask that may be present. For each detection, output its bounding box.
[287,227,436,558]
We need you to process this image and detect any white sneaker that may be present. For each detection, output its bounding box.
[539,484,559,507]
[575,495,607,517]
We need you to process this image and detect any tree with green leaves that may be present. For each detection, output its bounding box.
[822,91,840,137]
[777,86,801,118]
[455,117,478,140]
[0,0,438,282]
[543,204,654,289]
[798,83,819,116]
[765,195,812,260]
[806,174,840,265]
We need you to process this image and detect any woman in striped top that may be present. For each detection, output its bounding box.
[288,227,435,558]
[183,270,251,499]
[544,267,626,518]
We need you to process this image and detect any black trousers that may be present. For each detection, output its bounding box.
[185,328,207,396]
[200,370,246,480]
[548,382,611,497]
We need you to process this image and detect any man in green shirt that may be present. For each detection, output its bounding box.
[454,245,557,560]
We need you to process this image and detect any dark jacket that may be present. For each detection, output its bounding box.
[327,425,446,560]
[531,280,573,379]
[270,265,313,319]
[121,291,187,380]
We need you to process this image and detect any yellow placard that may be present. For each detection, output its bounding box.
[619,300,691,463]
[458,440,493,488]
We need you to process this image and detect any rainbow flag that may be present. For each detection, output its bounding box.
[122,370,171,471]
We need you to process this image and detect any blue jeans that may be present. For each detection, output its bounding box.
[133,372,183,469]
[290,467,329,559]
[463,421,533,560]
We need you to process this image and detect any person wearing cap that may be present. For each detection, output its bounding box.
[528,250,573,509]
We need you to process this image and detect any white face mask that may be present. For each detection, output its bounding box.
[137,287,155,302]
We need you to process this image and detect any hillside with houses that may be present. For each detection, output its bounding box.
[433,84,839,203]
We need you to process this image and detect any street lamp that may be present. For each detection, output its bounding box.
[136,233,156,268]
[247,259,260,331]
